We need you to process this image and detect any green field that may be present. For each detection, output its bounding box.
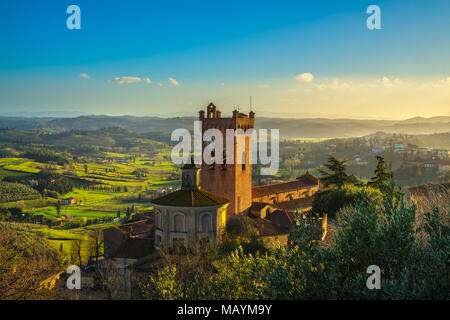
[1,150,178,221]
[2,222,92,260]
[0,149,179,262]
[0,168,31,179]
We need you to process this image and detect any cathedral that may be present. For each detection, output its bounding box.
[151,103,321,250]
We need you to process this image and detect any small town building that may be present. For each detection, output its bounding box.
[248,203,328,245]
[408,181,449,202]
[103,218,154,258]
[34,214,44,224]
[252,172,320,204]
[435,160,450,173]
[60,197,76,205]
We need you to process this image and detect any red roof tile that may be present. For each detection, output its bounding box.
[252,173,318,198]
[115,219,154,236]
[151,189,229,207]
[248,215,291,237]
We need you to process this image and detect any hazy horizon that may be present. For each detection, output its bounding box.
[1,109,449,121]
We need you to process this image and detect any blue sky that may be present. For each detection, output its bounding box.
[0,0,449,118]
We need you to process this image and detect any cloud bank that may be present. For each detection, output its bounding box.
[295,72,314,83]
[169,77,180,86]
[109,76,151,84]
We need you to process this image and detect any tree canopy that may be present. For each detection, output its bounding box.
[318,155,357,189]
[368,155,393,192]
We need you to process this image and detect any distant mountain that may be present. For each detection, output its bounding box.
[0,115,448,138]
[0,127,172,150]
[0,111,90,118]
[255,117,450,138]
[397,116,450,124]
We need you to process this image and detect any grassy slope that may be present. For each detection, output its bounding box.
[1,150,179,227]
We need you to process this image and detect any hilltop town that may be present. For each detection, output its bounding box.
[0,103,448,299]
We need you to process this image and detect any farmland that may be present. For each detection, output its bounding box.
[0,151,179,214]
[0,151,178,262]
[0,128,180,263]
[0,181,41,202]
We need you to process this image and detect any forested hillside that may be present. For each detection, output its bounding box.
[0,115,448,138]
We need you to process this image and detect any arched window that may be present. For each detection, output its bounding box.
[201,214,211,232]
[209,150,215,170]
[199,237,210,248]
[156,235,162,246]
[173,214,185,232]
[185,175,192,187]
[155,211,161,228]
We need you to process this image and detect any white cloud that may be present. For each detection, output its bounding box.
[425,77,450,89]
[314,77,408,91]
[108,76,151,84]
[378,77,393,88]
[295,72,314,83]
[315,79,355,90]
[79,73,90,80]
[169,77,180,86]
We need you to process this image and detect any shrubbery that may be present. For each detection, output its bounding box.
[22,149,70,165]
[312,185,382,218]
[145,192,449,299]
[33,171,75,195]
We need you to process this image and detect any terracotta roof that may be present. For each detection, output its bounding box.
[272,197,313,212]
[248,215,291,237]
[252,173,318,198]
[408,181,450,197]
[265,210,296,229]
[151,189,229,207]
[250,201,272,211]
[296,172,319,184]
[435,160,450,166]
[115,219,154,236]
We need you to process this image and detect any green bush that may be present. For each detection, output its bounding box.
[22,149,70,165]
[312,185,382,218]
[146,192,449,299]
[43,189,60,199]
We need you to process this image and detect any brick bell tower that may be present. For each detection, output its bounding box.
[199,102,255,219]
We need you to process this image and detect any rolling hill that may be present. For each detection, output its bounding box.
[0,115,448,138]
